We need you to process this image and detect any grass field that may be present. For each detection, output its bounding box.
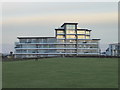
[2,58,118,88]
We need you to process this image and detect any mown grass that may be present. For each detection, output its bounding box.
[2,58,118,88]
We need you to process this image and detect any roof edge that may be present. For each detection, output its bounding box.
[61,23,78,27]
[17,36,55,39]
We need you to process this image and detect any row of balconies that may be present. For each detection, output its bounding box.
[56,33,90,35]
[15,42,98,45]
[14,52,100,55]
[19,39,94,43]
[57,38,91,40]
[15,51,99,53]
[15,45,98,48]
[15,47,99,49]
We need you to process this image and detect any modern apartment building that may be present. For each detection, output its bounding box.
[106,43,120,56]
[14,23,101,58]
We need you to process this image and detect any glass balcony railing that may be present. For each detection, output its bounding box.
[78,47,98,49]
[15,42,98,46]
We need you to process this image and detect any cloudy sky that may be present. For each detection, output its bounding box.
[1,2,118,53]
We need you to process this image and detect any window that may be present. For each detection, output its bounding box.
[22,50,27,53]
[66,30,76,34]
[20,39,27,43]
[66,35,76,39]
[86,36,90,39]
[69,40,76,43]
[28,39,32,43]
[86,31,90,35]
[31,39,38,43]
[66,25,75,29]
[57,40,64,43]
[57,35,64,38]
[77,31,85,34]
[57,30,64,34]
[78,35,85,39]
[42,39,47,43]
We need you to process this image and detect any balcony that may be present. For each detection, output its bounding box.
[57,38,65,40]
[66,33,76,35]
[15,42,99,46]
[66,38,76,40]
[78,48,98,50]
[78,42,98,45]
[14,52,100,55]
[14,52,77,55]
[15,48,77,50]
[77,53,100,55]
[57,33,65,35]
[78,47,98,49]
[15,47,99,50]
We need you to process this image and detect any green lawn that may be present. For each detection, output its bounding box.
[2,58,118,88]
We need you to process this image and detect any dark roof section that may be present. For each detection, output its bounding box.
[61,23,78,27]
[55,29,92,31]
[77,29,92,31]
[106,48,109,51]
[55,29,64,30]
[17,36,55,39]
[92,39,101,40]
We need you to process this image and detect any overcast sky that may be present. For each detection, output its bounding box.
[1,2,118,53]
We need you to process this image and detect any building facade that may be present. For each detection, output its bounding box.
[106,43,120,56]
[14,23,100,58]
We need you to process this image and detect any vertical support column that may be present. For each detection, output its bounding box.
[26,39,28,43]
[98,40,101,55]
[85,30,87,55]
[20,44,23,58]
[85,30,86,39]
[64,25,67,57]
[55,30,58,56]
[75,24,78,56]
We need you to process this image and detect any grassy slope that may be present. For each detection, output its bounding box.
[2,58,118,88]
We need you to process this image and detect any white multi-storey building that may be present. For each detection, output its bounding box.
[106,43,120,56]
[14,23,101,58]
